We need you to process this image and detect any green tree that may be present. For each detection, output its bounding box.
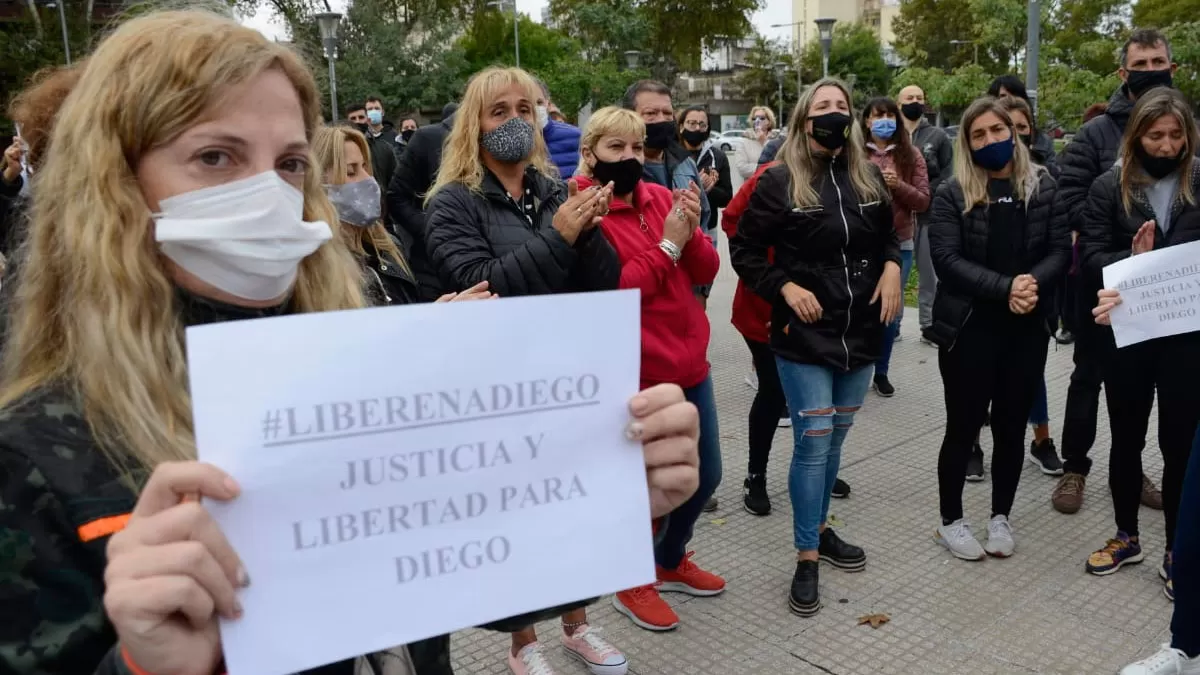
[891,67,947,106]
[799,23,889,101]
[892,0,976,70]
[1164,21,1200,105]
[545,0,651,64]
[1132,0,1195,28]
[1045,0,1128,75]
[1038,63,1119,128]
[735,36,797,119]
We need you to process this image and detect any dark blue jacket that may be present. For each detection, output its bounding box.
[543,120,581,179]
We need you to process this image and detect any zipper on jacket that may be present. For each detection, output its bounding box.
[830,163,853,372]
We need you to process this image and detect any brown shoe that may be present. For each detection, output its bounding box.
[1141,475,1163,510]
[1052,473,1086,514]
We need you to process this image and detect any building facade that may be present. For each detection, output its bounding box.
[789,0,901,64]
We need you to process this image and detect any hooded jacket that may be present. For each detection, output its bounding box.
[687,139,733,233]
[576,174,719,390]
[731,157,901,371]
[864,142,930,242]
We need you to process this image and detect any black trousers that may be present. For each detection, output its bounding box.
[745,337,787,476]
[1104,334,1200,549]
[938,311,1049,522]
[1060,319,1116,476]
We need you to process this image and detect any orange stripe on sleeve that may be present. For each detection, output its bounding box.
[77,513,131,542]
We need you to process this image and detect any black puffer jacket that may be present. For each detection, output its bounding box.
[1079,157,1200,279]
[386,115,455,302]
[730,156,901,371]
[1058,87,1136,231]
[361,234,421,306]
[425,165,620,297]
[923,173,1072,348]
[1030,131,1060,178]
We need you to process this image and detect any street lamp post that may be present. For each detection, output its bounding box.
[815,18,836,79]
[624,50,642,70]
[769,22,804,98]
[41,0,71,64]
[773,61,787,125]
[315,12,342,122]
[488,0,520,68]
[1026,0,1041,121]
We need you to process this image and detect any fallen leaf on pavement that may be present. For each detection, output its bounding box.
[857,613,890,629]
[710,518,727,526]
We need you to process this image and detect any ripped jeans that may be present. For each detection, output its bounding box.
[776,358,874,551]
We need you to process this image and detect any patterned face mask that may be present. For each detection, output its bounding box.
[480,116,535,164]
[325,178,381,228]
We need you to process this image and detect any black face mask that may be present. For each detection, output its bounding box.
[681,129,709,147]
[591,157,644,195]
[1018,133,1034,148]
[645,121,677,150]
[401,129,416,142]
[1126,68,1174,99]
[810,112,853,151]
[354,122,369,134]
[1135,142,1186,180]
[900,101,925,122]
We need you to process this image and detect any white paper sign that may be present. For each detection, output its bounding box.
[186,290,650,675]
[1103,240,1200,348]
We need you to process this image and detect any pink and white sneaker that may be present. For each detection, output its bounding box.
[561,624,629,675]
[508,642,559,675]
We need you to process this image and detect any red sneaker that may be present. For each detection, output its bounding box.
[656,551,726,596]
[612,584,679,631]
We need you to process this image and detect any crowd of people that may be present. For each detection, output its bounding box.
[0,7,1198,675]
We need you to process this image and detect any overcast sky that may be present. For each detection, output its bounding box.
[241,0,794,44]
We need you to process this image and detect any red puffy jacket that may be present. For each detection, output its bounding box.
[577,175,719,390]
[721,163,774,344]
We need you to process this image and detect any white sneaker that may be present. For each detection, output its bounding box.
[508,642,559,675]
[984,515,1015,558]
[935,519,986,561]
[1120,645,1200,675]
[745,371,759,390]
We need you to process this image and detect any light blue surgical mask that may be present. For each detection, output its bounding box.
[366,109,383,125]
[871,118,897,141]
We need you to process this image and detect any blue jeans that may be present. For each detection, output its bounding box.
[654,375,723,569]
[776,359,873,551]
[875,249,915,376]
[1028,377,1049,426]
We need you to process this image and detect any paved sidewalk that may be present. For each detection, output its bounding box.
[451,239,1173,675]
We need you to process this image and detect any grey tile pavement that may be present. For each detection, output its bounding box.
[450,236,1174,674]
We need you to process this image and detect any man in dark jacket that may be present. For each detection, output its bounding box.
[386,112,455,302]
[347,101,400,200]
[1051,27,1179,515]
[897,84,954,339]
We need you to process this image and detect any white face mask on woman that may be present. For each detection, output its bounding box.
[153,171,332,302]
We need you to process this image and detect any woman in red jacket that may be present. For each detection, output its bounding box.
[576,106,727,634]
[860,97,929,397]
[721,169,852,516]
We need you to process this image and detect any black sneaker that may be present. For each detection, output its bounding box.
[818,528,867,572]
[743,474,771,516]
[831,477,850,499]
[966,445,985,482]
[1055,329,1076,345]
[788,560,821,617]
[702,496,719,512]
[873,374,895,397]
[1029,438,1064,476]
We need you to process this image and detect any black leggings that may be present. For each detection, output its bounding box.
[746,337,787,476]
[1104,334,1200,549]
[938,312,1048,522]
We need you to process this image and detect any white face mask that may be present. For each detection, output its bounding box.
[536,105,550,130]
[153,171,332,302]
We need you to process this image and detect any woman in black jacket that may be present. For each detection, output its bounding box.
[314,125,493,308]
[926,96,1070,563]
[1081,88,1200,598]
[423,66,629,675]
[731,77,902,618]
[424,67,619,299]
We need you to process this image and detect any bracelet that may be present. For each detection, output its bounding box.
[120,646,155,675]
[658,239,682,264]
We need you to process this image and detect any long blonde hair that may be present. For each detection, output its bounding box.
[577,107,646,177]
[778,78,889,209]
[312,125,411,275]
[425,67,555,204]
[1119,88,1198,216]
[953,97,1044,212]
[0,9,366,475]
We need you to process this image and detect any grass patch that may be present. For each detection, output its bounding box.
[904,263,919,307]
